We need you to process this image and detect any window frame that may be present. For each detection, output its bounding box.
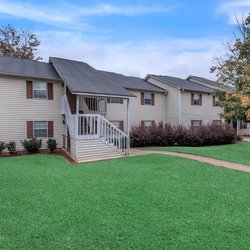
[213,120,222,125]
[144,92,153,105]
[192,120,202,129]
[33,121,48,138]
[144,120,154,128]
[33,82,48,99]
[193,93,201,105]
[108,98,123,104]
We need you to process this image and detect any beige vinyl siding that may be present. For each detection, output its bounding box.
[106,89,165,131]
[0,76,64,150]
[146,77,180,125]
[181,92,223,127]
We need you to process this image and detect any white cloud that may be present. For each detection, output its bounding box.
[0,1,179,29]
[38,31,224,80]
[217,0,250,24]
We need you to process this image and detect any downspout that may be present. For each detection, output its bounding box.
[163,91,168,124]
[178,88,183,126]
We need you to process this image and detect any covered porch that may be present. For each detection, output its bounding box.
[61,87,131,161]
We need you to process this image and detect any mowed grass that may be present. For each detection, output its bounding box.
[1,154,250,250]
[145,142,250,166]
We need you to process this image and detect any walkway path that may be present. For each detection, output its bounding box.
[130,148,250,173]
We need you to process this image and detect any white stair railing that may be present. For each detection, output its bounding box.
[61,95,129,155]
[77,114,128,154]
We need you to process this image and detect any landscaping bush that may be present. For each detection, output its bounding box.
[130,123,237,147]
[21,138,42,153]
[0,141,6,155]
[6,141,17,155]
[47,139,57,153]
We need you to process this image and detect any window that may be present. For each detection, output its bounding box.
[144,93,153,105]
[110,121,124,131]
[33,121,48,138]
[213,96,219,106]
[33,82,47,99]
[111,121,120,129]
[108,98,123,104]
[191,120,202,129]
[191,93,202,106]
[213,120,222,125]
[142,120,155,128]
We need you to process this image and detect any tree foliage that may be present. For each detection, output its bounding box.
[211,14,250,121]
[0,24,42,60]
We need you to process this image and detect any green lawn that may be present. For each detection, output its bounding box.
[145,142,250,166]
[1,154,250,249]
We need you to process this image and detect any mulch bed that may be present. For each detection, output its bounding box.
[0,148,77,164]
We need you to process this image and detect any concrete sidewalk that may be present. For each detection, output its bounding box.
[130,148,250,173]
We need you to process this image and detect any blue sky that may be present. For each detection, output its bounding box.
[0,0,249,78]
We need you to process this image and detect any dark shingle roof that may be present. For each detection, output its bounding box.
[50,57,165,97]
[99,71,165,93]
[50,57,136,97]
[0,55,61,80]
[147,75,214,93]
[187,75,232,91]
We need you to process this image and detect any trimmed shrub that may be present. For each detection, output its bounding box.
[130,123,237,147]
[6,141,17,155]
[47,139,57,153]
[21,138,42,153]
[0,141,6,155]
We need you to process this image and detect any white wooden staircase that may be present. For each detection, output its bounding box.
[61,95,129,163]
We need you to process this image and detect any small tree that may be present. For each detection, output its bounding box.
[0,24,42,60]
[211,14,250,122]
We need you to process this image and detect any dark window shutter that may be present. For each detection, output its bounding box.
[199,120,202,127]
[152,120,156,126]
[151,93,155,106]
[107,98,110,103]
[191,93,194,105]
[26,80,33,98]
[191,120,194,129]
[119,121,124,131]
[200,94,202,106]
[141,121,145,128]
[141,92,144,105]
[120,99,124,104]
[213,96,215,106]
[27,121,33,138]
[47,83,53,100]
[48,121,54,137]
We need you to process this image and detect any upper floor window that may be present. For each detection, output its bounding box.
[26,80,53,100]
[107,98,124,104]
[191,93,202,106]
[213,96,219,106]
[141,92,155,105]
[33,82,47,99]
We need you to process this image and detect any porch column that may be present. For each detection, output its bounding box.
[127,98,130,155]
[75,95,79,139]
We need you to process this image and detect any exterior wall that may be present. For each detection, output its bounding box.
[106,89,165,131]
[146,77,180,125]
[0,75,64,150]
[181,92,223,127]
[146,76,223,127]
